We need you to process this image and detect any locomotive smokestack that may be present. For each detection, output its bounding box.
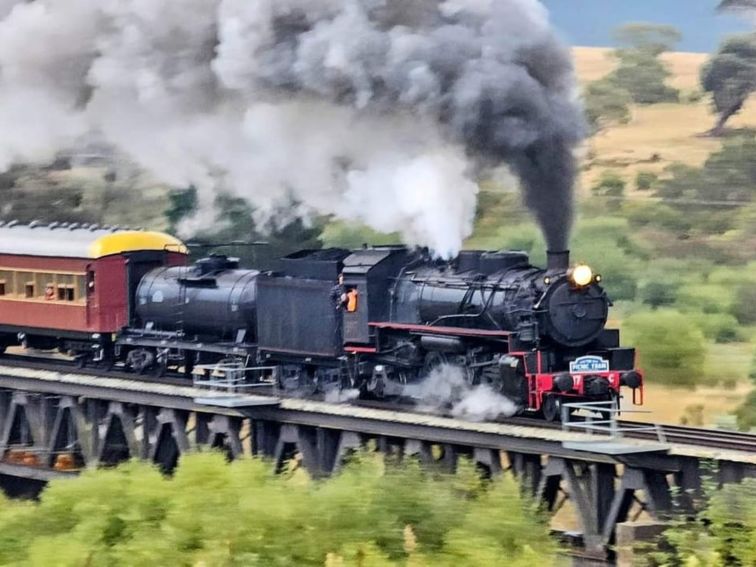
[547,250,570,272]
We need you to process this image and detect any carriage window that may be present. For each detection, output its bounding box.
[0,269,85,302]
[0,270,12,296]
[56,274,76,301]
[76,276,86,300]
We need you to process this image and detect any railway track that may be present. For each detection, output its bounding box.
[0,353,754,454]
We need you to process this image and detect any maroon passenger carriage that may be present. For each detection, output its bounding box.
[0,221,187,365]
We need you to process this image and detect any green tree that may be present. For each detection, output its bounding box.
[701,33,756,136]
[583,78,632,132]
[613,22,683,56]
[608,23,681,104]
[623,309,706,385]
[635,170,658,191]
[0,452,558,566]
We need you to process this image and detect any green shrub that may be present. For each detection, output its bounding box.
[0,452,557,566]
[591,171,626,197]
[639,280,679,308]
[676,283,734,315]
[635,170,658,191]
[688,312,744,343]
[624,201,692,232]
[624,309,706,385]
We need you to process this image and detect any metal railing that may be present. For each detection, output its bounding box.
[561,400,666,444]
[191,362,279,393]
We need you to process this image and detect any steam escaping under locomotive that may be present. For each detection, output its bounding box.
[0,223,643,422]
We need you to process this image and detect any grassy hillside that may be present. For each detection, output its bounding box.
[466,47,756,428]
[573,47,756,189]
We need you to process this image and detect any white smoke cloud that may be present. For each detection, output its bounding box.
[0,0,583,256]
[324,387,361,403]
[405,364,519,422]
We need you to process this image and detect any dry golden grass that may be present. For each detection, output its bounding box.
[571,47,756,191]
[625,381,750,426]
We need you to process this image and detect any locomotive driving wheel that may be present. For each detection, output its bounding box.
[541,394,563,423]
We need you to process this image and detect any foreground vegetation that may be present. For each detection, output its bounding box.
[0,453,556,566]
[0,451,754,566]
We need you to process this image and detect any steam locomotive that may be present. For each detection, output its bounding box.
[0,222,643,421]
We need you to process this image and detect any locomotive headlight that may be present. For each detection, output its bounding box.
[570,264,594,287]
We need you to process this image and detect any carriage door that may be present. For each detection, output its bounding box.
[85,265,97,327]
[125,252,166,326]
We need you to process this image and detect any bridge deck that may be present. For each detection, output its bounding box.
[0,364,753,465]
[0,364,278,411]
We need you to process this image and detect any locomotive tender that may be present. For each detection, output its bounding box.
[0,222,643,421]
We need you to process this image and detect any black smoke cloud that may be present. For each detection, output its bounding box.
[0,0,584,254]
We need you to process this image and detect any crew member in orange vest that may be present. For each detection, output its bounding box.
[345,288,358,312]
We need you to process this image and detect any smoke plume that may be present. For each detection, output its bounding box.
[0,0,583,255]
[404,364,519,422]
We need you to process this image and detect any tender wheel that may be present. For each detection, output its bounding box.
[126,349,154,375]
[541,394,563,423]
